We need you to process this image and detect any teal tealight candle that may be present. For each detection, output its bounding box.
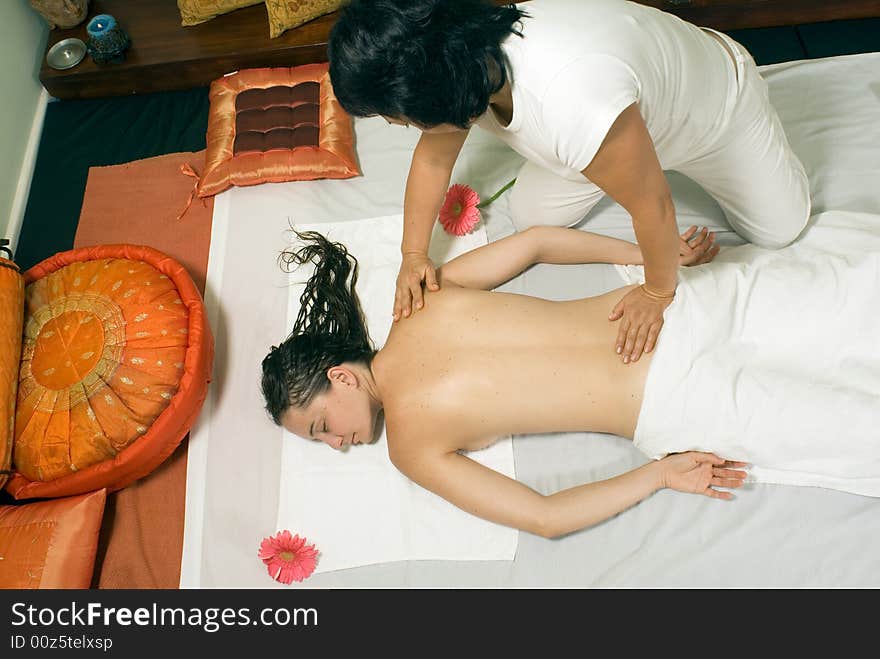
[86,14,131,64]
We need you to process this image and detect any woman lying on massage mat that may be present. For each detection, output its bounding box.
[260,225,754,538]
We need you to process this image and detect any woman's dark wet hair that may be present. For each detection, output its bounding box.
[328,0,527,129]
[261,231,375,425]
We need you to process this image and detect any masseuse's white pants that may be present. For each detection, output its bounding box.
[509,33,811,249]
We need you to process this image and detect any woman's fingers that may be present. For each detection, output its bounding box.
[629,324,652,362]
[711,476,745,488]
[680,225,699,245]
[699,454,749,468]
[696,231,714,255]
[705,459,749,496]
[393,286,409,321]
[410,286,423,312]
[679,455,749,499]
[703,488,735,500]
[425,264,440,292]
[609,299,624,322]
[680,227,720,265]
[693,452,726,465]
[689,227,709,248]
[407,272,424,313]
[612,289,671,361]
[698,243,720,265]
[695,230,712,255]
[629,317,665,362]
[622,326,637,362]
[615,319,630,355]
[643,325,660,355]
[623,323,650,363]
[396,253,436,318]
[713,467,748,480]
[689,229,712,260]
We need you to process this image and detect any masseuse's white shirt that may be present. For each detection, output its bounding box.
[476,0,736,181]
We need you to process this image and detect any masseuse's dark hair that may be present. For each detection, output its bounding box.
[261,231,375,425]
[328,0,528,129]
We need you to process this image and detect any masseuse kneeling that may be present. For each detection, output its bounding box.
[327,0,810,363]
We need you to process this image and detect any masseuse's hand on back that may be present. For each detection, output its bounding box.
[395,252,439,319]
[394,128,470,321]
[605,228,717,361]
[605,229,716,360]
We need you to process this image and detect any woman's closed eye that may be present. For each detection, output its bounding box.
[308,420,328,441]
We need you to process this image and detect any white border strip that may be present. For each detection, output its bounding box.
[6,88,49,252]
[179,190,230,588]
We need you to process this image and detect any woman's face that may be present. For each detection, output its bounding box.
[281,367,382,451]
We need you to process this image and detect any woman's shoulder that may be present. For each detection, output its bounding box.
[383,402,465,465]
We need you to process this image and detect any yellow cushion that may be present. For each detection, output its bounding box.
[177,0,263,27]
[265,0,343,38]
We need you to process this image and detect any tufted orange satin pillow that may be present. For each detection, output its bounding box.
[0,257,24,491]
[196,63,360,198]
[5,245,213,500]
[0,489,106,589]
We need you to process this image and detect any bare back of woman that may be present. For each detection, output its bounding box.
[375,283,650,452]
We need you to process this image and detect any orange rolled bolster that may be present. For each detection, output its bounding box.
[0,257,24,491]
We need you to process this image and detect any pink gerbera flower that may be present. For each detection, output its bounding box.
[439,183,482,236]
[258,530,319,584]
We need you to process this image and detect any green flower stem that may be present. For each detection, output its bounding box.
[476,177,517,209]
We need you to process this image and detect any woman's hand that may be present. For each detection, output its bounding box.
[609,286,673,363]
[659,452,749,500]
[394,251,440,320]
[609,226,717,362]
[678,225,719,266]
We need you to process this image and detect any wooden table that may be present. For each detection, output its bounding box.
[39,0,880,100]
[39,0,339,99]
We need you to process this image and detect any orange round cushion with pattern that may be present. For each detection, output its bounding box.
[5,245,213,500]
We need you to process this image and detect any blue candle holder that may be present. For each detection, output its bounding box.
[86,14,131,64]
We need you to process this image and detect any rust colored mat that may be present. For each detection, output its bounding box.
[75,150,213,588]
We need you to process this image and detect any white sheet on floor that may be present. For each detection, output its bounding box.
[182,52,880,588]
[618,209,880,495]
[277,215,516,573]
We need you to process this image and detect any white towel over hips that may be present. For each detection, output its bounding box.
[620,210,880,496]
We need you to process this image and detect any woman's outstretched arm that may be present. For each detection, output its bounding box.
[438,225,715,291]
[390,445,746,538]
